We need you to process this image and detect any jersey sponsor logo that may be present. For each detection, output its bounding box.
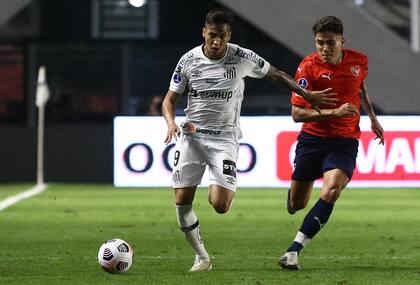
[205,78,219,84]
[321,73,332,80]
[195,128,222,135]
[182,123,223,135]
[351,66,360,77]
[173,73,182,84]
[189,88,233,101]
[297,78,308,89]
[234,48,265,68]
[223,160,237,178]
[223,67,236,79]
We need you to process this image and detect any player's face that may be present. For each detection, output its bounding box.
[202,24,231,60]
[314,32,344,64]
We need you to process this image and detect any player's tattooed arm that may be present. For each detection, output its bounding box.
[264,66,311,100]
[264,66,337,112]
[359,81,385,144]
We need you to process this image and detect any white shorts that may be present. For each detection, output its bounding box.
[172,133,239,191]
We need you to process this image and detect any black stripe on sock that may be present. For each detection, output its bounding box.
[180,220,199,233]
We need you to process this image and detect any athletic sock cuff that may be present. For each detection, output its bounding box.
[318,198,334,209]
[180,220,199,232]
[295,231,312,246]
[175,203,199,230]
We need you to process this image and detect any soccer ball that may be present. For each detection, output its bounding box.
[97,238,134,273]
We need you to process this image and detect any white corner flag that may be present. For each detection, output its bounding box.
[36,66,50,186]
[36,66,50,108]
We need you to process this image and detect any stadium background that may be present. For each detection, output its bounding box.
[0,0,419,184]
[1,1,420,284]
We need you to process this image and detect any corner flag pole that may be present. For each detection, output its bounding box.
[35,66,50,186]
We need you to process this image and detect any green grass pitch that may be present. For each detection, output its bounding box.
[0,184,419,284]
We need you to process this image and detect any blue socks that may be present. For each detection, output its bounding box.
[287,198,334,253]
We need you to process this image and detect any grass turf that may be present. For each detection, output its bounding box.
[0,184,419,284]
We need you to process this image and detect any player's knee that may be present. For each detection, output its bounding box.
[175,196,191,205]
[175,192,194,206]
[212,201,230,214]
[321,186,342,203]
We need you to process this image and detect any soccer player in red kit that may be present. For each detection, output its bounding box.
[279,16,384,270]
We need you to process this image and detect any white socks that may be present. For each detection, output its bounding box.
[294,231,312,247]
[176,204,209,260]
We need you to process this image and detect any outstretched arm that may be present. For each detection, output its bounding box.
[359,81,384,145]
[264,66,338,111]
[162,90,182,144]
[291,103,359,123]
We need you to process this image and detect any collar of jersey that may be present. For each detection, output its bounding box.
[200,43,229,62]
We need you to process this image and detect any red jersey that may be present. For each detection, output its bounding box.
[291,48,368,139]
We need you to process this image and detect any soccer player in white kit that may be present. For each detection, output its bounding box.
[162,8,337,272]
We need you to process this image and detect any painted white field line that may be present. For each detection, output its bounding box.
[0,255,412,261]
[0,183,48,211]
[129,255,413,261]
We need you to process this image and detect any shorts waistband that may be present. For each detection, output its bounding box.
[181,122,234,137]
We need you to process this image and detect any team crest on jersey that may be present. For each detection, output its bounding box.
[297,78,308,89]
[351,66,360,77]
[173,73,182,84]
[172,170,181,183]
[224,67,236,79]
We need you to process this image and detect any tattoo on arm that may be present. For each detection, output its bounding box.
[265,66,310,100]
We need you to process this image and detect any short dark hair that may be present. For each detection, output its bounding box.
[312,16,343,35]
[205,8,234,28]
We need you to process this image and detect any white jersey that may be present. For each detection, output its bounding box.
[169,43,270,140]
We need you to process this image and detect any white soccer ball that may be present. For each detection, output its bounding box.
[97,238,134,273]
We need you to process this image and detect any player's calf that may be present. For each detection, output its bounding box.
[286,188,296,215]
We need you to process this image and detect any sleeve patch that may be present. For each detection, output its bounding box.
[172,73,182,84]
[297,78,308,89]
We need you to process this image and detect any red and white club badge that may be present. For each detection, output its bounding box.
[351,66,360,77]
